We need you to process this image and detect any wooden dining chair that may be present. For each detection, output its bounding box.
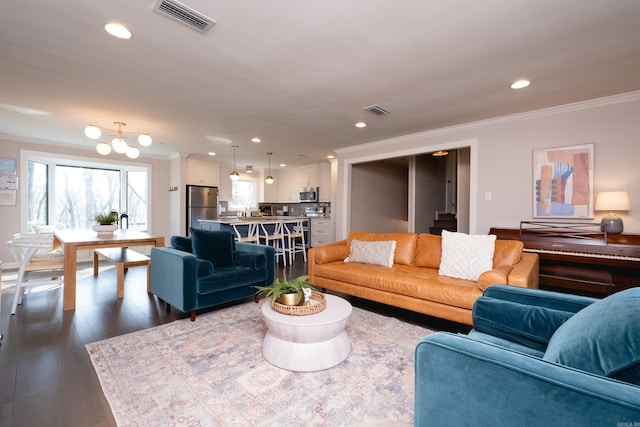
[231,222,259,244]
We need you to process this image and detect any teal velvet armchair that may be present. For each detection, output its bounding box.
[415,285,640,426]
[150,229,275,320]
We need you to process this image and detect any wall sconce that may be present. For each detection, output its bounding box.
[595,191,630,234]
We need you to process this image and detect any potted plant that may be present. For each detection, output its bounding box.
[254,273,315,306]
[93,211,119,236]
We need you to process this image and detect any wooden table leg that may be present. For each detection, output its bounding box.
[117,262,125,298]
[63,242,78,311]
[93,251,99,276]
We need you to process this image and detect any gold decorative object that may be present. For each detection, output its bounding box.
[271,290,326,316]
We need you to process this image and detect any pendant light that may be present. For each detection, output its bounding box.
[230,145,240,181]
[265,152,274,184]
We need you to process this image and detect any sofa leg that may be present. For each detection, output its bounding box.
[255,295,260,303]
[190,311,196,321]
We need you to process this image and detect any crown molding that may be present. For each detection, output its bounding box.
[336,90,640,155]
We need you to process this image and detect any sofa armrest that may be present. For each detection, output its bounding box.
[477,265,512,290]
[308,240,350,283]
[506,252,539,288]
[150,247,198,311]
[415,332,640,426]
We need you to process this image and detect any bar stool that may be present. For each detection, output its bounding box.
[258,221,287,266]
[283,219,308,264]
[231,222,258,243]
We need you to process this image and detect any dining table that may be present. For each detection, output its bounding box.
[53,229,165,311]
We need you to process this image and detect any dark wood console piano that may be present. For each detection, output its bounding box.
[490,222,640,297]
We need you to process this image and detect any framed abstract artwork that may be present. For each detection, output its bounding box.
[533,143,594,218]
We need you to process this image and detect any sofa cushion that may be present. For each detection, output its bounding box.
[438,230,496,281]
[543,288,640,385]
[170,235,193,253]
[347,231,417,265]
[190,228,235,268]
[414,234,442,269]
[345,239,397,267]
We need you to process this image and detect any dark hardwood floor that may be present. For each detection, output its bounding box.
[0,255,468,427]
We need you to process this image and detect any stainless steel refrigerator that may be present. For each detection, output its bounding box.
[186,185,218,235]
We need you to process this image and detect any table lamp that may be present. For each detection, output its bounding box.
[595,191,630,234]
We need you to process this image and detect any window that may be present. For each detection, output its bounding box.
[25,152,150,231]
[229,179,257,212]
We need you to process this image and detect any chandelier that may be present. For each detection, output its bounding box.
[84,121,152,159]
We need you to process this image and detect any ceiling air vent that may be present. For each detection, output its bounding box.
[364,104,390,115]
[153,0,216,34]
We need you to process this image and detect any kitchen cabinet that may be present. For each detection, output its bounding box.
[298,165,319,188]
[319,163,331,202]
[277,170,299,202]
[186,159,219,186]
[310,218,335,247]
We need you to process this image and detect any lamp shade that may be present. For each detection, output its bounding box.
[96,141,112,155]
[595,191,630,211]
[112,137,128,154]
[85,125,102,139]
[138,134,152,147]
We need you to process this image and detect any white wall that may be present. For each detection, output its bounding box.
[335,92,640,239]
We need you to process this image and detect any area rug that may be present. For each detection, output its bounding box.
[86,301,434,427]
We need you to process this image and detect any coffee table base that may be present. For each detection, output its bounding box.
[262,330,350,372]
[261,294,352,372]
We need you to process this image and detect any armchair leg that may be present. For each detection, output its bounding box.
[190,311,196,321]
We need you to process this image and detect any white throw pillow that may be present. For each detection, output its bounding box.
[438,230,496,281]
[344,239,397,268]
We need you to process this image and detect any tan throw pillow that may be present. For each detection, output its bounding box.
[438,230,496,281]
[344,239,397,268]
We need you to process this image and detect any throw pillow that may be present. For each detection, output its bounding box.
[543,287,640,385]
[344,239,397,268]
[170,235,193,253]
[190,228,235,268]
[438,230,496,281]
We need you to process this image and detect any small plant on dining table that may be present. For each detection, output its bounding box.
[94,212,119,225]
[254,273,315,306]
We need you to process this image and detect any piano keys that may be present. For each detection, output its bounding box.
[490,222,640,297]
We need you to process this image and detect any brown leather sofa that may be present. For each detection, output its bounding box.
[308,231,539,325]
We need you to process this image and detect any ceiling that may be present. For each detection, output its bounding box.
[1,0,640,170]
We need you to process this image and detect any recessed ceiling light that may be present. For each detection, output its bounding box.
[208,152,216,156]
[105,23,132,39]
[327,155,334,159]
[251,137,261,143]
[355,122,367,128]
[280,163,286,167]
[510,79,531,89]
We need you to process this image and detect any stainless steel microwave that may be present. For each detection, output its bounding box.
[299,187,318,202]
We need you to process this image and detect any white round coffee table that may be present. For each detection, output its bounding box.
[261,294,352,372]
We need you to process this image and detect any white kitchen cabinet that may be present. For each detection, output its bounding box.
[298,165,319,188]
[278,170,299,202]
[310,218,335,247]
[186,159,219,186]
[318,163,331,202]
